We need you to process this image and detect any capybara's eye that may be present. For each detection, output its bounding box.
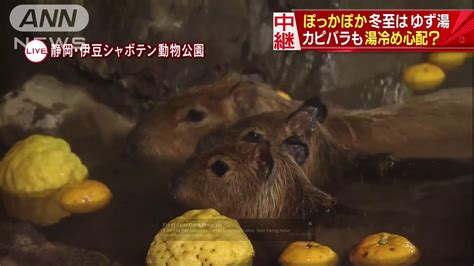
[186,109,207,122]
[242,131,262,143]
[210,159,230,177]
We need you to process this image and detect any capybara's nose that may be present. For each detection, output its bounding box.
[209,159,230,177]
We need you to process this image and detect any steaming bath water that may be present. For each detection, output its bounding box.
[32,154,472,266]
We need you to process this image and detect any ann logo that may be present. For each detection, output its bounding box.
[19,8,77,28]
[10,5,89,32]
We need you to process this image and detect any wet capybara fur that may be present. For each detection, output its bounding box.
[172,136,337,219]
[324,87,472,160]
[197,87,473,161]
[171,98,379,219]
[129,71,471,180]
[127,72,297,173]
[172,93,472,219]
[195,88,473,188]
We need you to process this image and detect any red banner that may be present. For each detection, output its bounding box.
[273,10,474,52]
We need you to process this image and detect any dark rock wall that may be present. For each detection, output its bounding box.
[2,0,472,115]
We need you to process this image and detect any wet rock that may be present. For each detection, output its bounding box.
[5,0,472,113]
[31,0,249,97]
[244,0,337,100]
[317,0,472,108]
[320,53,423,93]
[321,70,409,109]
[317,53,430,110]
[13,0,338,105]
[321,61,473,109]
[0,75,134,165]
[0,220,120,266]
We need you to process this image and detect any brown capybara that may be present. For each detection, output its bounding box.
[172,93,472,219]
[172,136,337,219]
[129,69,471,177]
[196,87,473,164]
[171,98,370,219]
[325,87,473,160]
[127,72,297,172]
[194,88,473,188]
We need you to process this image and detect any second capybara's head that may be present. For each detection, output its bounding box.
[171,139,336,219]
[127,73,296,168]
[194,97,342,187]
[171,98,341,219]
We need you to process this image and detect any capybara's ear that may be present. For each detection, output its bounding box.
[281,135,309,165]
[287,96,327,135]
[229,82,258,116]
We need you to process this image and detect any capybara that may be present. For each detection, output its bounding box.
[127,72,297,172]
[195,88,473,187]
[172,93,472,219]
[172,136,337,219]
[129,70,471,178]
[325,87,472,160]
[197,87,473,161]
[171,98,379,219]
